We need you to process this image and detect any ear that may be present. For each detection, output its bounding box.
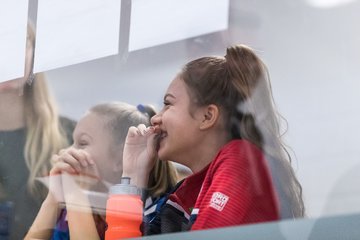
[199,104,220,130]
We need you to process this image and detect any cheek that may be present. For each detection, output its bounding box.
[162,109,178,126]
[83,147,102,166]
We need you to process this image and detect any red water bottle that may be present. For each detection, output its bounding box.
[105,177,143,240]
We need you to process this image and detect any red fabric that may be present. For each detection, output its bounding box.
[169,164,209,215]
[191,140,279,230]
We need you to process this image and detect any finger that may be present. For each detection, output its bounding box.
[79,149,95,165]
[51,154,60,165]
[152,125,161,134]
[137,124,147,135]
[143,126,156,136]
[50,160,69,176]
[58,147,69,155]
[53,161,78,175]
[67,148,91,167]
[58,152,83,172]
[138,124,157,138]
[58,147,89,167]
[127,126,140,138]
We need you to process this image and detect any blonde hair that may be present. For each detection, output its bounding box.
[147,158,177,197]
[89,102,178,198]
[23,24,70,197]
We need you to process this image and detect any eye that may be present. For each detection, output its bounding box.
[78,140,88,148]
[161,101,172,112]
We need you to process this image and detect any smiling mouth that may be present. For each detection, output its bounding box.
[154,130,167,151]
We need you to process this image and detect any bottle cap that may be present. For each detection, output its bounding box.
[109,177,142,196]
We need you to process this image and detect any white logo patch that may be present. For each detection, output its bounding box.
[210,192,229,211]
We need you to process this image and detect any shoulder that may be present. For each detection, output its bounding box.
[214,139,263,165]
[222,139,262,153]
[207,139,269,182]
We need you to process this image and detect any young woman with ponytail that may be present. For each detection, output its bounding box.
[122,44,305,235]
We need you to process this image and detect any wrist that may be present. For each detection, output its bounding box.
[64,189,89,206]
[122,171,150,189]
[44,194,59,207]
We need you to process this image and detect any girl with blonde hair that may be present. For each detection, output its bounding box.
[0,23,75,239]
[25,102,177,239]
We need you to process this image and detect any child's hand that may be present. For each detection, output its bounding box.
[52,147,100,190]
[47,147,102,209]
[43,151,80,204]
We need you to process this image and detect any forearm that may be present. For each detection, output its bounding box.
[65,188,101,240]
[67,207,100,240]
[24,196,59,239]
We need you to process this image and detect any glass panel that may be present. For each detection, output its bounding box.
[34,0,121,72]
[0,0,28,83]
[1,0,360,238]
[128,0,229,51]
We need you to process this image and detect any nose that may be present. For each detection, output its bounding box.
[151,112,162,126]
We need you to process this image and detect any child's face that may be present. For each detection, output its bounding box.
[72,112,122,184]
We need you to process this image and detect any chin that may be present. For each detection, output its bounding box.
[158,148,170,162]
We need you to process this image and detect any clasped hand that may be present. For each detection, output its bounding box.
[46,147,101,206]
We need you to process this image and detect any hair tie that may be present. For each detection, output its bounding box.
[137,104,156,118]
[137,104,147,114]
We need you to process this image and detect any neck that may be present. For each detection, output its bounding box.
[182,130,230,173]
[0,92,25,130]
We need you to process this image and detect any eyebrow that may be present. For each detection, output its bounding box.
[163,93,176,101]
[73,132,93,141]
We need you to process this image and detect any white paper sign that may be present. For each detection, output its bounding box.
[34,0,121,73]
[129,0,229,51]
[306,0,356,8]
[0,0,29,83]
